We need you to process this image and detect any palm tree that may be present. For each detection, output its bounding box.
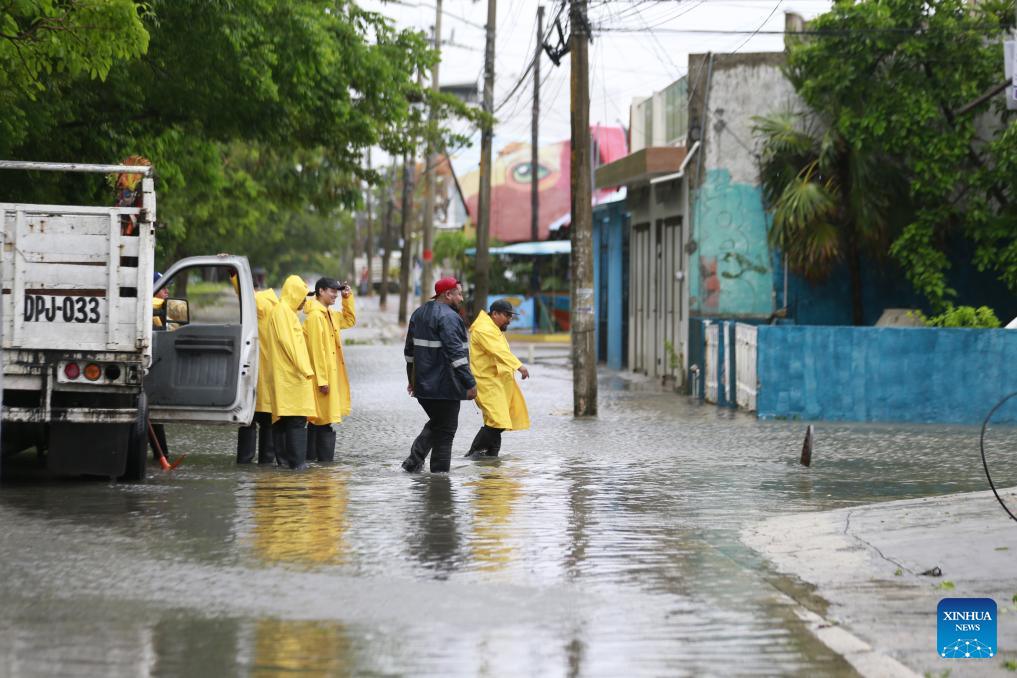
[753,111,908,325]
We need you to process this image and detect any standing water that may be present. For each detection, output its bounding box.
[0,345,1012,677]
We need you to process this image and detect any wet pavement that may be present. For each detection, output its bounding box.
[1,322,1015,676]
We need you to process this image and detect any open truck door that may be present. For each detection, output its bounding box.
[147,255,257,426]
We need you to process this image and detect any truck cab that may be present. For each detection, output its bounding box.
[0,161,257,479]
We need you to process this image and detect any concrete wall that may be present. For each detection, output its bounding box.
[755,326,1017,423]
[687,53,802,318]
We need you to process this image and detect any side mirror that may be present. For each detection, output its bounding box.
[165,298,190,329]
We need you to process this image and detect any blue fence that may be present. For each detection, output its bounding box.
[754,326,1017,424]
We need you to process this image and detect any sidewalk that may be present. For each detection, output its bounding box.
[743,487,1017,677]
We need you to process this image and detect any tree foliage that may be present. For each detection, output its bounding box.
[1,0,481,282]
[784,0,1017,310]
[755,110,909,323]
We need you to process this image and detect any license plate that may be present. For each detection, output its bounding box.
[23,294,102,324]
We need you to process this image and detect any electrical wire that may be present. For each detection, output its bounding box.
[979,391,1017,523]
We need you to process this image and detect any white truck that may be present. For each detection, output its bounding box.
[0,161,258,480]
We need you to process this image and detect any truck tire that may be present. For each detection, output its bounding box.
[120,392,149,482]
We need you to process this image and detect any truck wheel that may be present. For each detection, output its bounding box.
[120,392,148,482]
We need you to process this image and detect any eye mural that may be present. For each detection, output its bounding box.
[459,126,628,243]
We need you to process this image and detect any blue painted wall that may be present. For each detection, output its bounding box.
[593,201,628,369]
[756,325,1017,423]
[690,169,773,317]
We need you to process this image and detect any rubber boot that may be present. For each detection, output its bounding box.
[272,423,286,466]
[402,423,431,473]
[316,425,336,462]
[285,424,308,470]
[486,428,503,457]
[464,426,488,458]
[237,423,257,464]
[256,416,276,465]
[306,424,320,463]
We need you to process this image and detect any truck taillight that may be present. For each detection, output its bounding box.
[64,362,80,380]
[104,364,121,381]
[83,363,101,381]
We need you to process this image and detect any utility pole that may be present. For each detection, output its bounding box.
[474,0,497,319]
[380,161,396,309]
[364,147,373,297]
[398,153,415,323]
[570,0,596,417]
[530,5,544,329]
[420,2,443,305]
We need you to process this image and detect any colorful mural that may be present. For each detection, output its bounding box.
[690,168,773,316]
[459,126,628,243]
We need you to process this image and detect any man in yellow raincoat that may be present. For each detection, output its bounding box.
[237,278,281,464]
[465,299,530,458]
[302,277,356,462]
[266,275,317,470]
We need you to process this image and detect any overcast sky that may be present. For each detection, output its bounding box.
[361,0,833,174]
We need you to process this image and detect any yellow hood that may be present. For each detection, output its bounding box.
[304,296,327,317]
[280,275,309,311]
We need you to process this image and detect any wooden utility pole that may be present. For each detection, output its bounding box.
[474,0,497,319]
[398,152,415,324]
[530,5,544,328]
[570,0,597,416]
[380,161,397,309]
[364,148,373,296]
[420,2,443,305]
[531,6,543,245]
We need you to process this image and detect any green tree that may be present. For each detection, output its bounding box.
[754,111,908,324]
[784,0,1017,310]
[1,0,480,276]
[0,0,150,147]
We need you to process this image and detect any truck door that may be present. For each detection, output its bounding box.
[147,255,258,425]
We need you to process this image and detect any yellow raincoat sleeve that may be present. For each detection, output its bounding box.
[303,306,332,390]
[337,294,356,329]
[474,322,522,374]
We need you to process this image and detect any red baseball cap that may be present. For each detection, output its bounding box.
[433,276,460,298]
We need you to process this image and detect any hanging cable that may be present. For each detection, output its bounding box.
[979,391,1017,523]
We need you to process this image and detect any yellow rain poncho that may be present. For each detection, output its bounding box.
[266,275,316,422]
[302,293,356,425]
[254,288,280,414]
[469,311,530,431]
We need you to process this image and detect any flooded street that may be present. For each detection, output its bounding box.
[0,344,1013,677]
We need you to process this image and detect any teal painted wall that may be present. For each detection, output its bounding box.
[690,169,772,317]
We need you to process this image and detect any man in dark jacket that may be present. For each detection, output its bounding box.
[402,277,477,473]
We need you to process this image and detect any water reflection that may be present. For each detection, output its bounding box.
[465,469,522,572]
[250,619,352,676]
[252,470,349,566]
[407,475,461,577]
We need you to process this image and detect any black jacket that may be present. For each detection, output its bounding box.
[404,301,477,400]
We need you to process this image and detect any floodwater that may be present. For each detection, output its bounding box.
[0,345,1014,677]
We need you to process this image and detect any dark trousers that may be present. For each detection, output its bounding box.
[306,423,336,462]
[237,411,276,464]
[467,425,503,457]
[275,416,308,470]
[406,399,461,473]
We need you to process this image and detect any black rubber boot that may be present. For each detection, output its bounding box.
[237,423,257,464]
[316,425,336,462]
[403,422,431,472]
[285,423,308,470]
[486,428,503,457]
[272,424,286,466]
[305,424,320,463]
[256,414,276,465]
[465,427,488,458]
